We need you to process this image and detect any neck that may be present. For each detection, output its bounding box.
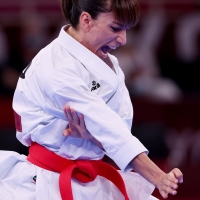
[104,56,116,74]
[65,26,84,44]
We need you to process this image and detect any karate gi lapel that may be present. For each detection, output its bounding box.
[58,26,120,94]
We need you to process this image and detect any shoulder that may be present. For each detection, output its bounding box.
[23,39,90,96]
[34,38,89,78]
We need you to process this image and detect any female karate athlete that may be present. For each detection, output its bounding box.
[0,0,183,199]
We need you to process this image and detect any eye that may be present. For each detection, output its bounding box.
[111,26,121,32]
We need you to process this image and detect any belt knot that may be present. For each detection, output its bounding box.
[72,160,97,183]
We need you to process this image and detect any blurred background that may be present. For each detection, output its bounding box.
[0,0,200,199]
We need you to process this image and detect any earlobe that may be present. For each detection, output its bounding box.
[80,12,92,32]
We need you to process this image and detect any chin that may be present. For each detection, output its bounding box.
[96,52,104,59]
[99,55,107,60]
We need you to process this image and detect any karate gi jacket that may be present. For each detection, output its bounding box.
[13,25,147,171]
[2,25,157,200]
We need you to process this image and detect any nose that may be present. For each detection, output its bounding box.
[116,30,127,46]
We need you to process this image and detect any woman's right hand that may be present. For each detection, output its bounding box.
[63,105,93,140]
[130,152,183,199]
[63,105,104,149]
[156,168,183,199]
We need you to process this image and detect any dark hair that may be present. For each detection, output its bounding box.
[60,0,139,29]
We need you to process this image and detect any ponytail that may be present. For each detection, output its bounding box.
[60,0,82,28]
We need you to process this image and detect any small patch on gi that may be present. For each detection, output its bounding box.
[91,81,100,91]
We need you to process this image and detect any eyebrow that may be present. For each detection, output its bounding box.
[112,22,124,27]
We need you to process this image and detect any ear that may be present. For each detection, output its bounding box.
[79,12,93,32]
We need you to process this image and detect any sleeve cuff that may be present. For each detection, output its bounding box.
[112,137,148,172]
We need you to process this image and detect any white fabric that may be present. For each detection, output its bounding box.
[13,25,147,171]
[0,152,157,200]
[0,25,158,199]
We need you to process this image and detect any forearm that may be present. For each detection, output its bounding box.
[129,152,165,187]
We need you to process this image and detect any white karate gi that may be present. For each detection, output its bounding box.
[0,25,158,200]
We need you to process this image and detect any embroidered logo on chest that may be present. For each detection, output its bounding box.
[91,81,100,91]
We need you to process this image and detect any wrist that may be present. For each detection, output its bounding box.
[130,152,166,186]
[154,171,166,188]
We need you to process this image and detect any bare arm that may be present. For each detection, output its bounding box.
[129,152,183,199]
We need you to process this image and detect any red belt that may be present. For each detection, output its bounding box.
[27,142,129,200]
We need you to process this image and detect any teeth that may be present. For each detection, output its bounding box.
[109,46,117,50]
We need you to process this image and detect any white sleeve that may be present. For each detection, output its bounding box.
[45,63,148,171]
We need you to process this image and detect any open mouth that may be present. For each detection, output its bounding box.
[101,46,111,55]
[100,46,118,59]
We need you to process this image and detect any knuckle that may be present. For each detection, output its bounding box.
[173,184,178,189]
